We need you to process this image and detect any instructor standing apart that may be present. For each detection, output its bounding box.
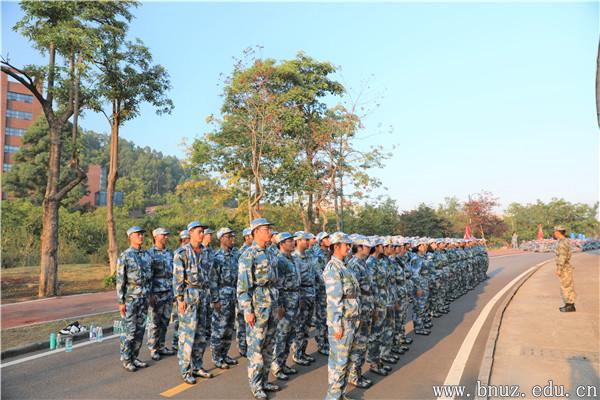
[554,225,576,312]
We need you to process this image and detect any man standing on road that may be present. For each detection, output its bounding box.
[554,225,576,312]
[147,228,177,360]
[236,227,253,357]
[511,231,519,249]
[173,221,214,384]
[312,232,331,356]
[237,218,283,399]
[171,230,190,351]
[117,226,153,372]
[209,227,241,369]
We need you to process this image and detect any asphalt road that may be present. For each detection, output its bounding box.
[1,252,553,400]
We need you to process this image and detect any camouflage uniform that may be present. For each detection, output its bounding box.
[291,249,316,361]
[204,244,215,341]
[409,252,430,332]
[173,243,211,380]
[380,255,396,359]
[237,242,280,396]
[237,243,252,355]
[209,246,240,365]
[117,246,152,364]
[347,254,373,383]
[272,251,301,374]
[312,244,330,352]
[324,256,360,400]
[393,253,410,346]
[556,238,576,304]
[367,254,387,368]
[147,245,174,355]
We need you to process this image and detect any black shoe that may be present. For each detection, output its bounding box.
[382,364,392,372]
[150,352,161,361]
[303,354,315,362]
[253,390,267,399]
[282,365,297,375]
[224,356,239,365]
[433,312,442,318]
[400,345,409,352]
[559,303,576,312]
[361,375,373,385]
[391,348,405,355]
[273,371,288,380]
[159,348,177,356]
[349,378,370,388]
[293,357,310,366]
[264,382,280,392]
[403,337,413,344]
[415,329,430,335]
[214,361,230,369]
[424,322,433,329]
[369,365,388,376]
[382,355,397,364]
[192,368,214,378]
[183,375,197,385]
[133,359,148,368]
[122,362,137,372]
[239,351,247,358]
[318,348,329,355]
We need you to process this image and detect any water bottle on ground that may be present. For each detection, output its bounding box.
[65,336,73,352]
[49,332,56,350]
[56,333,62,349]
[97,327,104,342]
[89,322,96,342]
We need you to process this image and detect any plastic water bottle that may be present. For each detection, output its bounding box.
[89,322,96,342]
[49,332,57,350]
[96,327,104,342]
[65,336,73,352]
[56,333,62,349]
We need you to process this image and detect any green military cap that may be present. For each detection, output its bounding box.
[250,218,273,232]
[152,227,169,237]
[217,227,235,240]
[275,231,293,244]
[330,232,352,245]
[126,226,145,237]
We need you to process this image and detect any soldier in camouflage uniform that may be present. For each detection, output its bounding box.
[347,235,374,389]
[554,225,576,312]
[171,230,190,350]
[393,239,412,350]
[173,221,214,384]
[209,227,241,369]
[324,232,360,400]
[117,226,153,372]
[312,232,331,355]
[147,228,177,361]
[367,238,391,376]
[202,228,215,342]
[271,232,301,380]
[380,239,399,364]
[291,232,317,366]
[236,227,253,357]
[237,218,283,399]
[409,239,431,335]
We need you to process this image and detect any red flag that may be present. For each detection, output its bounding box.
[464,224,472,239]
[536,224,544,241]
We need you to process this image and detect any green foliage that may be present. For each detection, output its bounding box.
[103,272,116,288]
[343,198,403,235]
[399,203,453,237]
[1,200,42,267]
[505,199,600,241]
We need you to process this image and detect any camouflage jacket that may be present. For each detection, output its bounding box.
[312,245,330,292]
[293,249,316,298]
[366,255,387,310]
[347,255,374,313]
[555,238,571,269]
[237,242,279,315]
[209,247,240,302]
[408,253,429,290]
[324,256,360,332]
[173,243,212,302]
[116,246,153,305]
[147,246,174,294]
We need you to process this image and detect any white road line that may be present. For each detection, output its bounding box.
[1,291,109,308]
[1,334,120,369]
[5,310,119,329]
[437,260,549,400]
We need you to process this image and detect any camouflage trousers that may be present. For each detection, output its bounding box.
[120,297,148,363]
[205,291,213,340]
[177,288,208,379]
[381,306,395,357]
[558,267,576,304]
[429,275,444,313]
[348,307,372,381]
[171,298,179,348]
[210,291,236,363]
[413,283,429,330]
[367,307,386,365]
[326,318,359,400]
[246,301,278,395]
[147,291,173,353]
[292,295,315,359]
[272,292,299,373]
[314,289,329,351]
[394,296,409,345]
[236,301,247,354]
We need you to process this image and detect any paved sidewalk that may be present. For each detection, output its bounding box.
[1,291,116,329]
[489,251,600,399]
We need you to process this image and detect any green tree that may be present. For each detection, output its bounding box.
[343,197,402,236]
[1,0,133,296]
[399,203,452,237]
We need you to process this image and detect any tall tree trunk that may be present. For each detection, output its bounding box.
[107,101,120,275]
[38,44,60,298]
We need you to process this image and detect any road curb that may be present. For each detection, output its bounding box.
[0,325,115,361]
[476,260,550,400]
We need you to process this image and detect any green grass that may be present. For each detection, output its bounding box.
[1,311,121,350]
[1,263,111,303]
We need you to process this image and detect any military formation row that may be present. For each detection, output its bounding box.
[115,218,489,400]
[519,238,600,253]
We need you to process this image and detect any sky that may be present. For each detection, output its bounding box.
[2,1,598,212]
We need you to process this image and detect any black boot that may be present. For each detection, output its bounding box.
[559,303,576,312]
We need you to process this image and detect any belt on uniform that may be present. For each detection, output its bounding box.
[344,294,358,299]
[301,285,313,288]
[282,288,299,292]
[186,281,206,289]
[360,290,371,295]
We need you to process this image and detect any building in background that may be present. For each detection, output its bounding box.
[79,164,123,207]
[1,72,43,173]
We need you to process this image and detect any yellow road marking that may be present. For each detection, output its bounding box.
[160,369,227,398]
